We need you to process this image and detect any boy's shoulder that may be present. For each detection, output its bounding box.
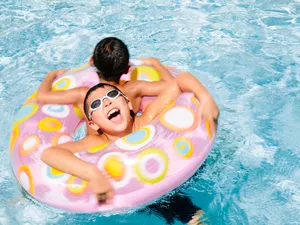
[122,80,151,87]
[121,80,149,93]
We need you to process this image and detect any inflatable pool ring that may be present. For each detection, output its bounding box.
[9,60,217,213]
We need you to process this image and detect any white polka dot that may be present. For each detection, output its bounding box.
[139,154,165,179]
[42,105,70,118]
[163,107,194,129]
[20,172,30,191]
[58,135,73,144]
[44,191,70,206]
[23,137,38,151]
[74,153,81,159]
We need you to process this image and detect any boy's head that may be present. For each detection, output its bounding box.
[91,37,130,83]
[84,83,134,135]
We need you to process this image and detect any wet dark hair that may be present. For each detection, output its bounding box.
[93,37,130,83]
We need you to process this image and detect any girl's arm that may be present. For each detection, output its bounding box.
[175,72,219,132]
[36,69,88,105]
[135,79,181,128]
[135,72,219,132]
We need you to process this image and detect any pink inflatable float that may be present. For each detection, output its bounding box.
[9,60,216,212]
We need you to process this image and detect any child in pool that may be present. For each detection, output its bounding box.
[41,74,215,224]
[39,37,217,225]
[36,37,219,135]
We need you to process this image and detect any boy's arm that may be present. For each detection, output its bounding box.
[124,80,169,98]
[36,69,88,105]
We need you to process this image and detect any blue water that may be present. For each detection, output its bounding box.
[1,0,300,224]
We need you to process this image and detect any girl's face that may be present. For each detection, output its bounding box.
[87,86,133,136]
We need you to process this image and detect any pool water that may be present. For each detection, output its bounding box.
[1,0,300,224]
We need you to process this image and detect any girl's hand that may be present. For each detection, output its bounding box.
[197,94,219,134]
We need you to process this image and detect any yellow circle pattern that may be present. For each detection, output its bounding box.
[19,135,40,156]
[18,165,35,194]
[51,132,72,146]
[162,100,175,112]
[104,155,125,180]
[173,137,194,158]
[67,176,88,195]
[135,148,169,184]
[205,119,213,140]
[52,77,71,91]
[191,95,200,106]
[88,142,109,154]
[73,104,83,119]
[38,117,62,132]
[131,66,160,81]
[10,126,19,155]
[13,103,39,127]
[50,167,65,176]
[25,91,37,103]
[68,63,88,73]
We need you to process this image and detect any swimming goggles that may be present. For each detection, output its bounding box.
[88,89,127,120]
